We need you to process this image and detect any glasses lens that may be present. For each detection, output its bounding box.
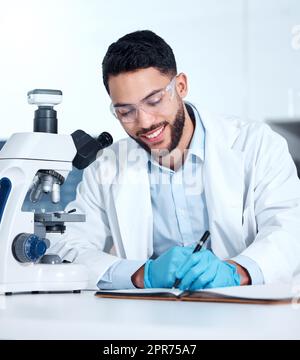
[110,77,176,122]
[142,83,174,115]
[111,105,136,123]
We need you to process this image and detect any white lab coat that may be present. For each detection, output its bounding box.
[51,109,300,289]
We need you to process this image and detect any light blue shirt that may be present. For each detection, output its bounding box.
[98,104,264,289]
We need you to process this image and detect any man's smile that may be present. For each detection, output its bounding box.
[139,124,167,143]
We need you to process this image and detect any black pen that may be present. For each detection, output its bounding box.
[173,230,210,288]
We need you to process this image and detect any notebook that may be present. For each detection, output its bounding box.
[95,283,299,305]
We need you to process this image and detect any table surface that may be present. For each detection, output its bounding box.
[1,289,300,340]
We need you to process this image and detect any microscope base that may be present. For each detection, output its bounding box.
[0,263,88,294]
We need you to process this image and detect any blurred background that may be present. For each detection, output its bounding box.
[0,0,299,206]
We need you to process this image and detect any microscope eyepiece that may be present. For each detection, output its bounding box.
[97,132,113,148]
[71,130,113,170]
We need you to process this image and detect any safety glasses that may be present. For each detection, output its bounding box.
[110,76,177,123]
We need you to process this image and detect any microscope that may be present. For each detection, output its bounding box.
[0,89,113,294]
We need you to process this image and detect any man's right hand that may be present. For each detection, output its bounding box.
[135,246,193,288]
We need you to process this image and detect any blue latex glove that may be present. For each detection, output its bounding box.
[175,249,240,290]
[144,246,194,288]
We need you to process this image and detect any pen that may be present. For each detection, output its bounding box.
[173,230,210,288]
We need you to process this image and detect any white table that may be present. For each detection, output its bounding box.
[0,290,300,339]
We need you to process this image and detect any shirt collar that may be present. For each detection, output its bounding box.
[186,102,205,161]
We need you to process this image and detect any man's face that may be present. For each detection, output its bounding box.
[108,67,188,157]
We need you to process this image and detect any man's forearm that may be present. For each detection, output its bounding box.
[131,264,145,288]
[98,259,145,290]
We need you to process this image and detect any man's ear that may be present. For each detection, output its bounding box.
[176,73,188,99]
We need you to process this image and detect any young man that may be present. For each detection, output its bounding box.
[52,30,300,290]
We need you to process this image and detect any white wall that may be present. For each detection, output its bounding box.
[0,0,299,140]
[247,0,300,121]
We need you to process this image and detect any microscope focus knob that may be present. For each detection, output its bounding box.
[12,233,49,263]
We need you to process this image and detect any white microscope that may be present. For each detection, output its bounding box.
[0,89,113,294]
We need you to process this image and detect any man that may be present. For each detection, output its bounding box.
[52,30,300,290]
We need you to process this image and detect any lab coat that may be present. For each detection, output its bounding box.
[51,109,300,289]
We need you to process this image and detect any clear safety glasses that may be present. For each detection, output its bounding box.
[110,76,177,123]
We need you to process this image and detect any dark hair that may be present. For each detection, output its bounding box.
[102,30,177,93]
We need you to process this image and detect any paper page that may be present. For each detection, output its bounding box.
[199,283,297,300]
[98,288,183,296]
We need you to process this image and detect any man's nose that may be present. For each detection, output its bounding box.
[136,107,155,128]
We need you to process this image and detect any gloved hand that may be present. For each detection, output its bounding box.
[144,246,194,288]
[175,249,240,290]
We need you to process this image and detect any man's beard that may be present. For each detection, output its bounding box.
[130,101,186,157]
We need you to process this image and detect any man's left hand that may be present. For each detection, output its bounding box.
[175,249,241,290]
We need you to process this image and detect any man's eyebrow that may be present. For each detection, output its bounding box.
[113,88,163,107]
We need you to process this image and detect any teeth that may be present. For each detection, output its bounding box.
[145,126,164,139]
